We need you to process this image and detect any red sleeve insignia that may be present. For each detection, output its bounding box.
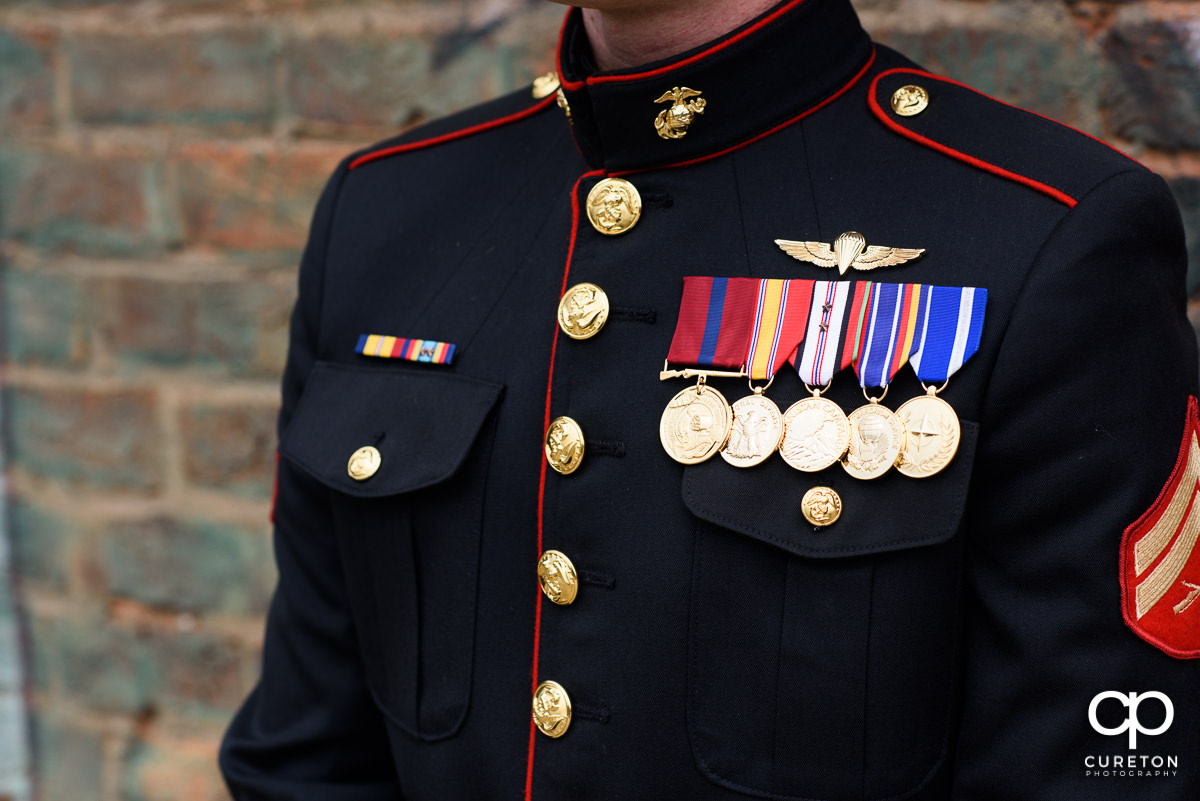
[1120,395,1200,659]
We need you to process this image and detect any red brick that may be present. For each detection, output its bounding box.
[0,27,55,131]
[100,276,294,378]
[0,149,174,256]
[6,385,163,493]
[285,16,560,137]
[286,34,432,135]
[1102,17,1200,150]
[181,403,278,498]
[68,29,273,131]
[150,629,251,713]
[101,517,274,616]
[123,736,229,801]
[2,270,93,368]
[175,143,342,253]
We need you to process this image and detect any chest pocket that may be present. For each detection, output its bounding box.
[682,420,978,801]
[280,362,504,742]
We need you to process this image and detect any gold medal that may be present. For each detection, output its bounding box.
[659,382,732,465]
[895,390,961,478]
[780,393,851,472]
[843,401,906,480]
[721,393,784,468]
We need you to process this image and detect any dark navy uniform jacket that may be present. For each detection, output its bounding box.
[220,0,1200,798]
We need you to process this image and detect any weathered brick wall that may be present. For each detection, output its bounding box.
[0,0,1197,799]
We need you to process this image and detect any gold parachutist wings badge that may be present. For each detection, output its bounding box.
[774,231,925,275]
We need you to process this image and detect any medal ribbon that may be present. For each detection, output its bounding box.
[745,278,814,381]
[909,285,987,384]
[791,280,854,386]
[854,282,927,388]
[668,278,987,387]
[667,276,762,368]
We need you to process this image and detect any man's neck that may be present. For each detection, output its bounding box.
[580,1,781,72]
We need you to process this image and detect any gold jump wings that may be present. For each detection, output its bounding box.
[774,231,925,275]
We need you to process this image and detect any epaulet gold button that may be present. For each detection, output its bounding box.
[890,84,929,117]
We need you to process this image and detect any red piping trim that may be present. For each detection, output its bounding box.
[614,48,876,177]
[348,96,556,171]
[868,68,1080,208]
[558,0,808,89]
[525,168,606,801]
[1119,395,1200,660]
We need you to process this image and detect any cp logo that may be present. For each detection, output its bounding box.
[1088,691,1174,749]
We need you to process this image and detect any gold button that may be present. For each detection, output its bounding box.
[532,71,560,99]
[347,446,381,481]
[557,283,610,340]
[532,680,572,738]
[545,416,585,475]
[538,550,579,605]
[802,486,842,527]
[586,177,642,236]
[890,85,929,117]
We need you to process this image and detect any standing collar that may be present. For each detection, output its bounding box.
[556,0,875,173]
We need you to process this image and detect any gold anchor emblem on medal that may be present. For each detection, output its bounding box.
[775,231,925,275]
[653,87,706,140]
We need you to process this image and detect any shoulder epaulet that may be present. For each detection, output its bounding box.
[868,67,1145,209]
[348,85,557,171]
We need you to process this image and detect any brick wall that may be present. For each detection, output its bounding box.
[1,0,1198,799]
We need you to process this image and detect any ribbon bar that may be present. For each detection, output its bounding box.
[355,335,457,364]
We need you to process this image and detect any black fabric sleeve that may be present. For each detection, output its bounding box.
[218,163,404,800]
[951,169,1200,799]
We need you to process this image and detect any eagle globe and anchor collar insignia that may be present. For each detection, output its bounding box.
[653,86,706,140]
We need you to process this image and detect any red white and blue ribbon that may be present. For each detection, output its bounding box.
[908,286,987,384]
[853,282,929,389]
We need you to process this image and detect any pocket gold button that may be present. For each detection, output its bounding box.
[557,283,610,340]
[347,446,381,481]
[585,177,642,236]
[802,486,842,527]
[545,416,585,475]
[538,550,579,605]
[532,680,572,738]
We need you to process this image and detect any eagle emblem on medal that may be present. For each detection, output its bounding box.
[775,231,925,275]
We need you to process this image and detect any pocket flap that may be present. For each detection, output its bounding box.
[681,419,978,558]
[280,362,504,498]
